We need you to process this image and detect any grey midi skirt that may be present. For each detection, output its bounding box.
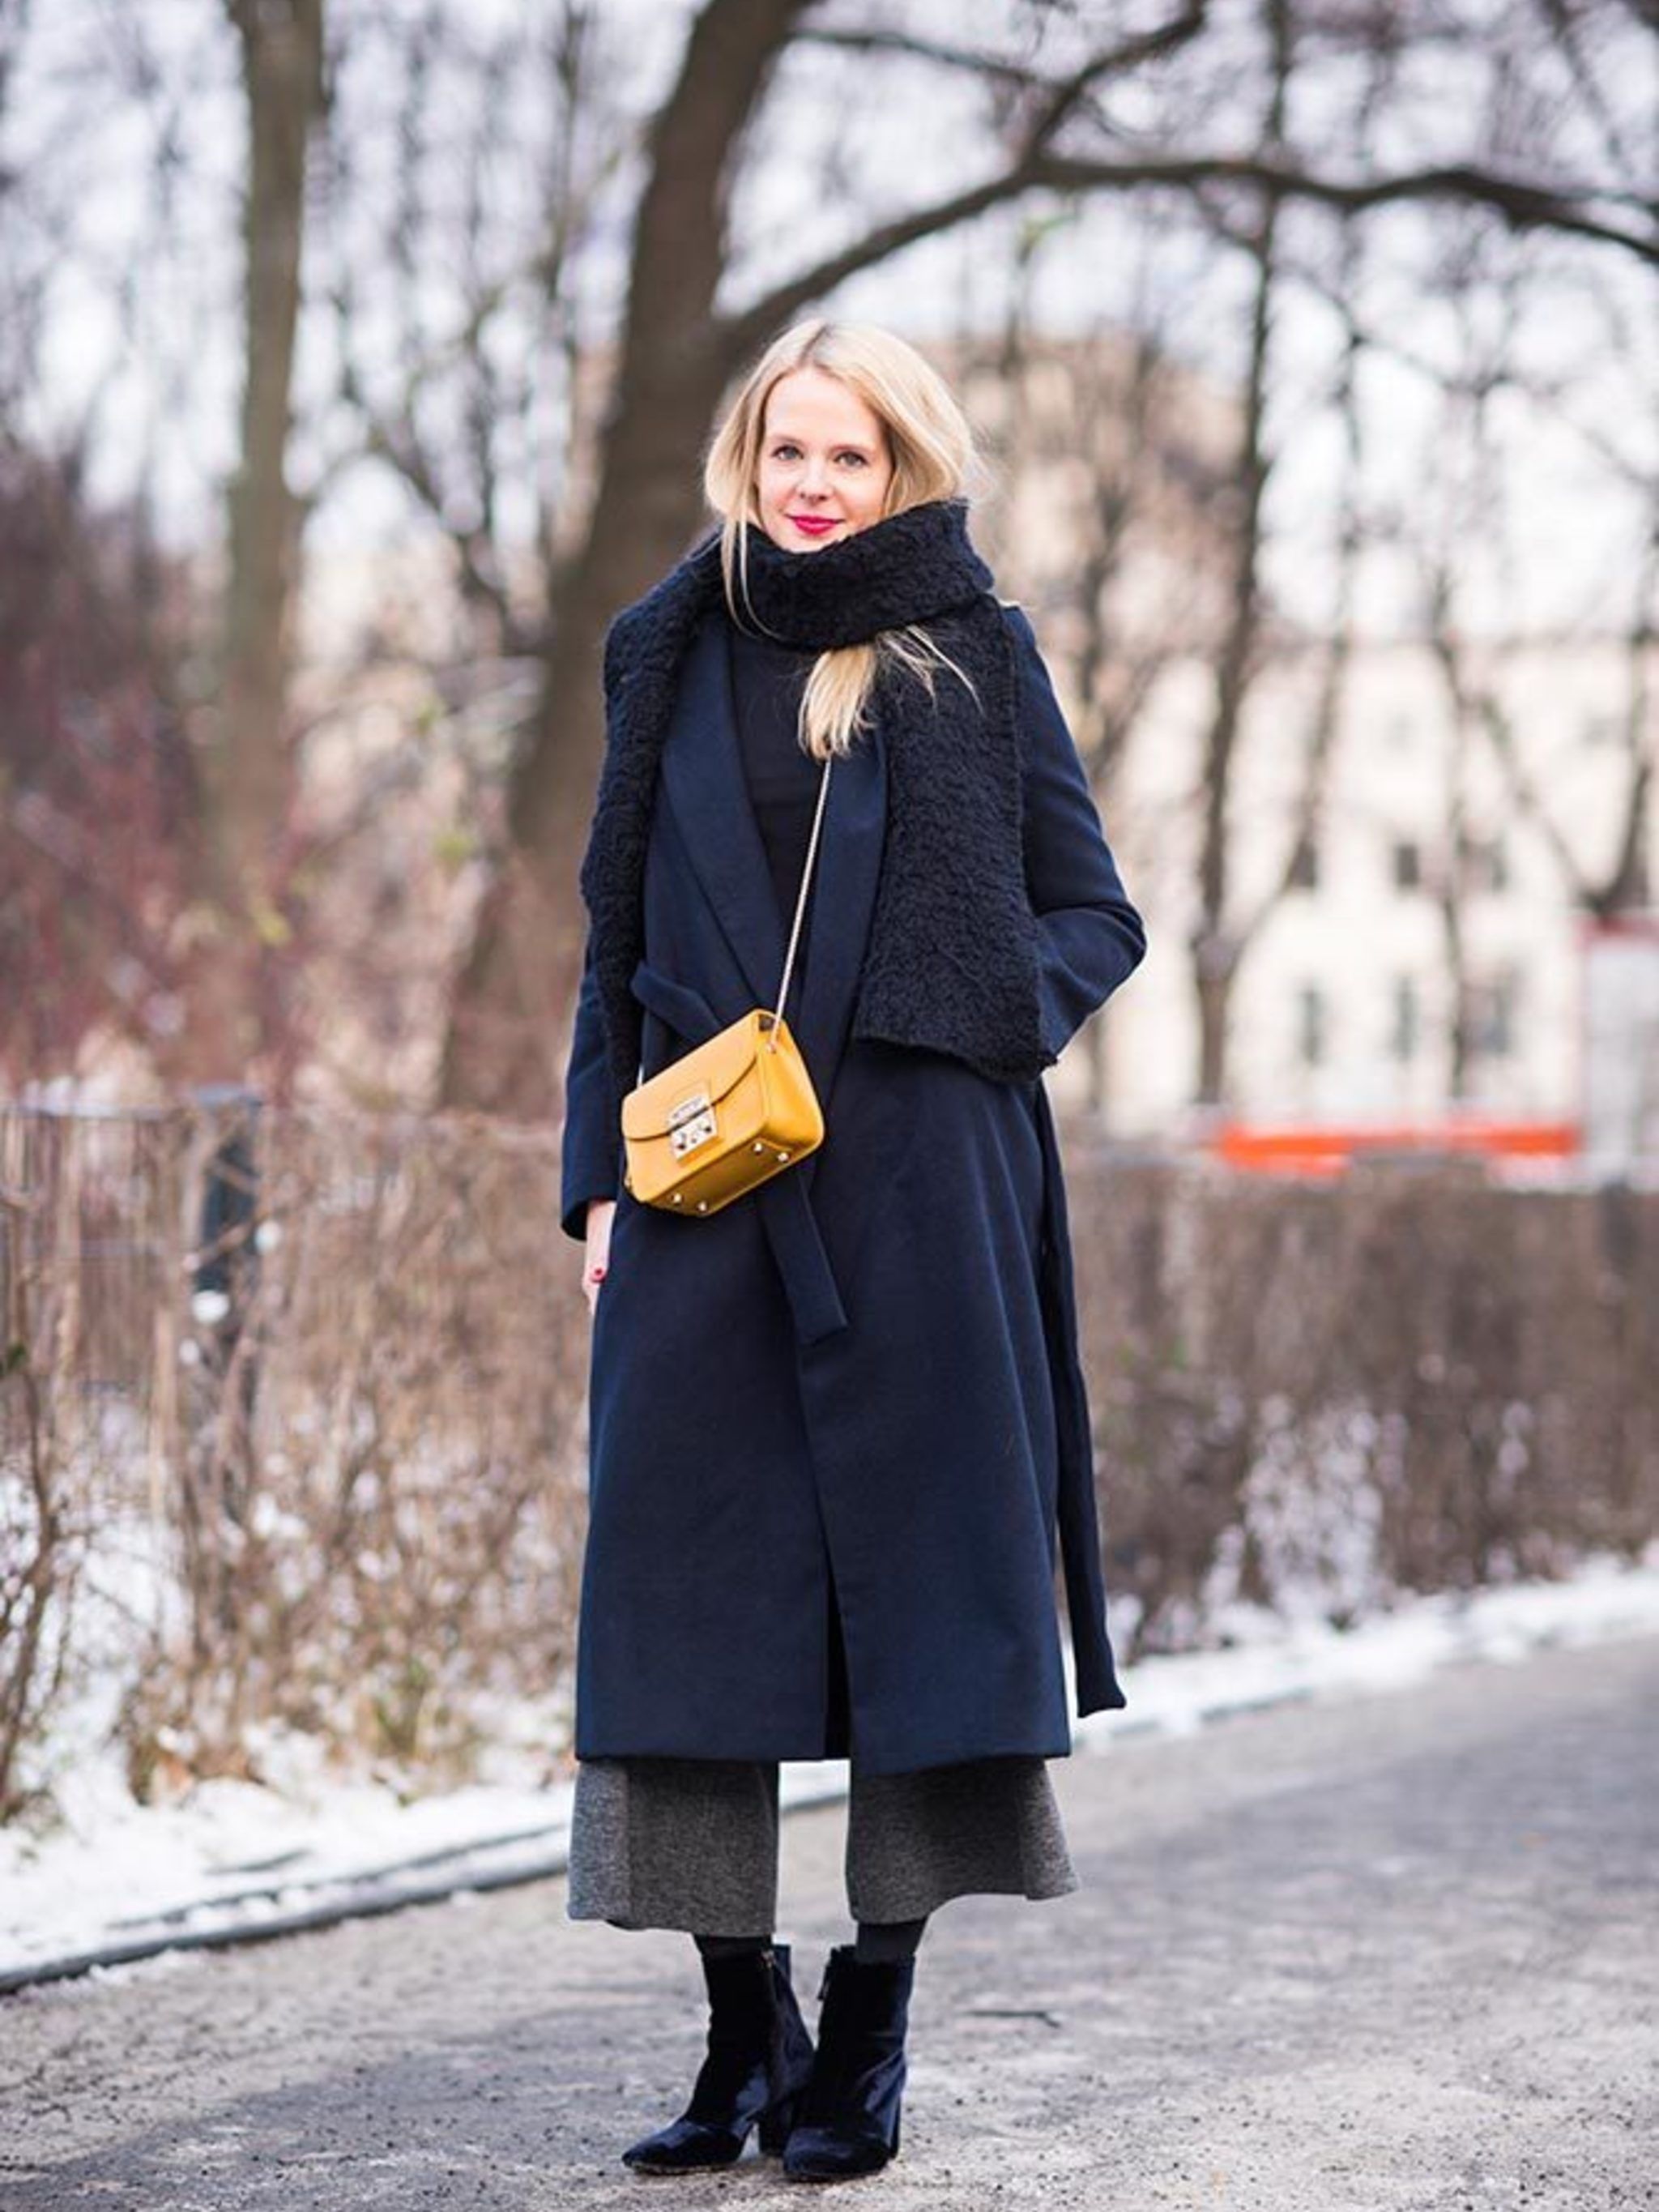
[566,1753,1078,1934]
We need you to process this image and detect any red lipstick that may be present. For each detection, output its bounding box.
[788,514,838,538]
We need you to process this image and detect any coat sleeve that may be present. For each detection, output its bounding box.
[1008,603,1147,1061]
[559,933,622,1243]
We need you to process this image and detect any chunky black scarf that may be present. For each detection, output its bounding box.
[579,497,1048,1104]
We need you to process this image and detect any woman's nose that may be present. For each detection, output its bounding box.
[798,455,829,496]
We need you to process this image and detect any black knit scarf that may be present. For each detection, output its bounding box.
[579,497,1047,1104]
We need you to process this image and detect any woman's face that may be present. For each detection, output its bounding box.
[754,367,894,552]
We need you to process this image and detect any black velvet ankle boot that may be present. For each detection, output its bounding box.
[782,1945,913,2183]
[621,1942,816,2173]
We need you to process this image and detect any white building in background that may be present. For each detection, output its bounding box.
[943,332,1659,1168]
[1068,631,1658,1161]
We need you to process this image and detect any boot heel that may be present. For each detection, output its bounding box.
[758,2088,803,2155]
[621,1944,815,2174]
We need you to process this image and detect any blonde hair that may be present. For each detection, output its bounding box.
[702,320,980,760]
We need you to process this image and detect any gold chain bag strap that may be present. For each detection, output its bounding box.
[620,759,832,1217]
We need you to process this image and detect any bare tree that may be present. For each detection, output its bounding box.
[3,1,1650,1116]
[1435,527,1658,927]
[1416,152,1657,1112]
[323,3,627,659]
[179,0,328,1100]
[1423,566,1486,1104]
[0,449,203,1091]
[1184,0,1294,1111]
[440,0,1655,1120]
[954,207,1237,1113]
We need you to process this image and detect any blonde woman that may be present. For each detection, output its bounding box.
[560,320,1146,2183]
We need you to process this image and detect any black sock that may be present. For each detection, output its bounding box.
[694,1932,772,1959]
[853,1914,928,1964]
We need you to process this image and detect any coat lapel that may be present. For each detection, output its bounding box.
[659,615,786,1010]
[794,712,885,1134]
[659,611,888,1140]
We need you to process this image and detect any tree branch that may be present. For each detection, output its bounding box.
[797,2,1210,115]
[1035,150,1656,258]
[1021,2,1209,145]
[720,170,1030,362]
[794,27,1037,83]
[720,143,1653,361]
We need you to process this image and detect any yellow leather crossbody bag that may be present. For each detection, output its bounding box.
[621,760,831,1218]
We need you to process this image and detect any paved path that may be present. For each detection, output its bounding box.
[3,1635,1656,2210]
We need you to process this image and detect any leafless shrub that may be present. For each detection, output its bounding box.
[2,1107,1656,1818]
[1,1099,586,1813]
[1068,1146,1659,1657]
[0,1183,80,1821]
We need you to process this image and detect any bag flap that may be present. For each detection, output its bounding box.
[620,1013,771,1140]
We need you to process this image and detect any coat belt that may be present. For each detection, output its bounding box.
[1030,1081,1124,1712]
[629,962,848,1345]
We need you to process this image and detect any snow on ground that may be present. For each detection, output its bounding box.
[4,1551,1658,1993]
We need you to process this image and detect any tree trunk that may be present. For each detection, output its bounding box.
[1188,0,1290,1112]
[439,0,810,1118]
[181,0,324,1098]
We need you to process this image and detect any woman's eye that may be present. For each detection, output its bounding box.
[838,452,868,468]
[773,443,800,460]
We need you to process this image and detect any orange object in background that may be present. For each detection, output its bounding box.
[1209,1120,1582,1178]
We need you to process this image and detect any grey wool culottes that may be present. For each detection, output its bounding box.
[565,1753,1078,1935]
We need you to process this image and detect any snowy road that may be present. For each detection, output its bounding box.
[3,1633,1656,2211]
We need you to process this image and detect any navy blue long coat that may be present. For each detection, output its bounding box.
[559,600,1145,1777]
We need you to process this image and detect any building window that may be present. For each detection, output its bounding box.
[1298,983,1326,1068]
[1392,840,1422,890]
[1288,835,1319,890]
[1460,833,1508,893]
[1469,970,1519,1057]
[1391,976,1419,1063]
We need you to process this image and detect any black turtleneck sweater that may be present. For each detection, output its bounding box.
[727,619,824,1002]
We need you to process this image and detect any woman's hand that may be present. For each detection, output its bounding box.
[582,1198,616,1314]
